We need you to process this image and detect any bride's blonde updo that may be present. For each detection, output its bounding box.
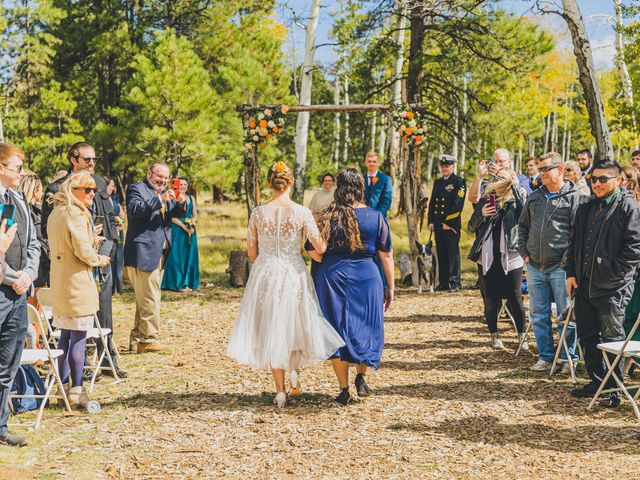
[267,161,294,192]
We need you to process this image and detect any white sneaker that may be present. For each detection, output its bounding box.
[273,392,287,408]
[491,333,505,349]
[529,359,553,372]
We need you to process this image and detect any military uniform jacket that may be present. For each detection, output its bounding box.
[428,174,466,231]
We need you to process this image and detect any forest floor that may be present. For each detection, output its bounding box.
[2,286,640,479]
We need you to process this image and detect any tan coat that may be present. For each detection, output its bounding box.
[48,203,102,319]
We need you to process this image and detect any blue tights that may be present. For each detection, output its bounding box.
[58,330,87,388]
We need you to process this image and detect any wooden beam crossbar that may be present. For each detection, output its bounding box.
[236,103,429,114]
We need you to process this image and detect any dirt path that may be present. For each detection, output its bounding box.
[2,287,639,479]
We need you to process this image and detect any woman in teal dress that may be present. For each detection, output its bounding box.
[161,178,200,291]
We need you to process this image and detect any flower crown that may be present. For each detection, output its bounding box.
[272,161,289,174]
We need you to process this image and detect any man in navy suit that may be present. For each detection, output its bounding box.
[364,151,393,218]
[124,162,186,354]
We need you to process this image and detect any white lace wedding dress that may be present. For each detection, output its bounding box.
[227,203,345,370]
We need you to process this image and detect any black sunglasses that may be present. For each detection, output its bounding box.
[75,156,100,164]
[539,165,560,173]
[73,187,98,194]
[590,175,617,185]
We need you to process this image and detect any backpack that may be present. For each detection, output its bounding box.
[10,365,47,413]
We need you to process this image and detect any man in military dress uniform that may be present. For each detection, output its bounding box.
[428,154,466,292]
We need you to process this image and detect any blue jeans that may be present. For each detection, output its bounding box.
[528,264,577,361]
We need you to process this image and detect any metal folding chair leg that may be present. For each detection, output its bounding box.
[551,299,578,383]
[88,315,120,393]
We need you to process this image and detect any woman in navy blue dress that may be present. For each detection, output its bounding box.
[308,168,394,404]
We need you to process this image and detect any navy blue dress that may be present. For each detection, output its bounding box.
[307,207,392,369]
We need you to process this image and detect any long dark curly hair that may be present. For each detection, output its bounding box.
[316,167,365,252]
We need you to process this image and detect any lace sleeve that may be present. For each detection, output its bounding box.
[247,207,259,249]
[302,207,321,244]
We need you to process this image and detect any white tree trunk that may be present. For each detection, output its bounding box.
[378,114,387,158]
[562,0,614,160]
[452,102,459,160]
[293,0,321,202]
[387,0,406,199]
[614,0,638,149]
[342,75,350,164]
[331,78,341,169]
[370,111,377,151]
[460,74,468,167]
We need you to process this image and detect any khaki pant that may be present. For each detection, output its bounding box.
[127,263,162,345]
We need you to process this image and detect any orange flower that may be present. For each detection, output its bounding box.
[266,133,272,140]
[259,142,266,148]
[402,135,408,141]
[273,161,287,173]
[249,120,256,129]
[372,177,379,184]
[272,126,280,134]
[404,127,412,135]
[415,135,423,145]
[406,111,414,120]
[259,120,268,128]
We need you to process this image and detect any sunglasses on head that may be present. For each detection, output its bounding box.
[73,186,98,194]
[590,175,617,185]
[538,165,560,173]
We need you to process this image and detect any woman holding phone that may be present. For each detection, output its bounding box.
[468,168,528,350]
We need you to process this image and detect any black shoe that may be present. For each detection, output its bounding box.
[355,373,370,397]
[335,387,351,405]
[450,286,460,293]
[102,366,128,378]
[599,393,621,408]
[434,286,449,292]
[0,431,28,447]
[83,369,101,382]
[571,381,600,398]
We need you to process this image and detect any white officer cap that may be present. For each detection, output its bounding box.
[438,154,457,165]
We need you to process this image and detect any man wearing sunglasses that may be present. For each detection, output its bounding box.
[41,142,127,378]
[518,152,582,373]
[565,159,640,406]
[124,162,186,354]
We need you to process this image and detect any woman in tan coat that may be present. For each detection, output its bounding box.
[48,170,110,407]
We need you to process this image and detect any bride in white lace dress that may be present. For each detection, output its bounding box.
[227,162,344,407]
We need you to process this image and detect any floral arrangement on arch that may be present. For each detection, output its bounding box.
[244,105,289,149]
[391,109,426,146]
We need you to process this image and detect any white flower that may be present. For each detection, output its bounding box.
[267,120,276,128]
[249,129,256,135]
[409,120,417,127]
[252,135,259,142]
[258,113,265,120]
[278,118,285,126]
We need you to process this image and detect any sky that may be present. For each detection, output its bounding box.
[276,0,634,71]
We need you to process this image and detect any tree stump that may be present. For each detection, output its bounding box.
[227,251,250,287]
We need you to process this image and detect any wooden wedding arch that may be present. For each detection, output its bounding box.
[235,101,430,286]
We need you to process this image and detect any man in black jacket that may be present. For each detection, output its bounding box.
[565,159,640,405]
[42,142,126,378]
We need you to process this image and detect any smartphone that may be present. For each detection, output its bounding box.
[172,179,181,196]
[487,193,497,210]
[0,204,15,227]
[94,215,105,231]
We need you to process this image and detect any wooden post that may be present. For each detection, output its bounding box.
[242,112,260,216]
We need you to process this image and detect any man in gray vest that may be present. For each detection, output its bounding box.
[0,144,40,447]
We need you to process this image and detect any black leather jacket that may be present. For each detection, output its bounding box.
[565,189,640,298]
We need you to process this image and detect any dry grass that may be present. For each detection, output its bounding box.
[2,202,639,479]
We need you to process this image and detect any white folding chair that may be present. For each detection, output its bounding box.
[498,299,531,356]
[85,314,121,393]
[550,299,584,385]
[587,314,640,420]
[9,305,71,430]
[35,288,58,347]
